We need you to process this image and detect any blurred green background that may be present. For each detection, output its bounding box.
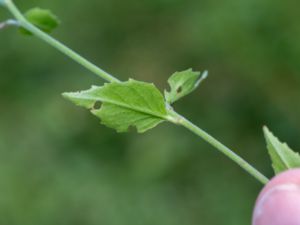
[1,0,300,224]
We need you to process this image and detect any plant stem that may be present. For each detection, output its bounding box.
[3,0,269,184]
[168,111,269,184]
[4,0,120,83]
[0,19,18,29]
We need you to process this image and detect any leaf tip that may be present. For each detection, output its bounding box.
[263,126,274,141]
[263,125,269,133]
[61,91,74,100]
[195,70,208,87]
[202,70,209,80]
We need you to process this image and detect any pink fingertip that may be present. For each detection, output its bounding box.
[252,169,300,225]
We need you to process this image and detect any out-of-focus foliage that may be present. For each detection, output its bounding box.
[0,0,300,224]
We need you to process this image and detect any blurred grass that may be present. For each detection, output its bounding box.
[1,0,300,224]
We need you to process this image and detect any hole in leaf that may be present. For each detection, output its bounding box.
[93,101,102,110]
[176,86,182,93]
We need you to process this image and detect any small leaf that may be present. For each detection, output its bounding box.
[264,126,300,174]
[63,79,168,133]
[165,69,208,104]
[20,7,60,35]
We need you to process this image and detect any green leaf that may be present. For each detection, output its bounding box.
[63,79,168,133]
[20,7,60,35]
[165,69,208,104]
[264,126,300,174]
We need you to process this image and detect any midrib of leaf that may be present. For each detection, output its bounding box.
[67,94,168,120]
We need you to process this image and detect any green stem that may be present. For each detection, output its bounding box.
[168,111,269,184]
[3,0,269,184]
[4,0,120,83]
